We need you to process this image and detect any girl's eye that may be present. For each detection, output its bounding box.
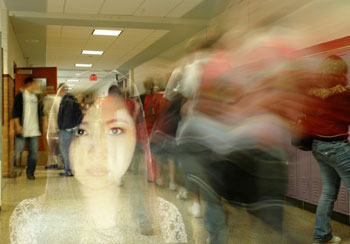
[108,127,123,135]
[76,128,88,136]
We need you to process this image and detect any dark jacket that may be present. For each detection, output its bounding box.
[12,91,44,126]
[58,93,83,130]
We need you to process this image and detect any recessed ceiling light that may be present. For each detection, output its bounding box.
[92,29,122,36]
[82,50,104,55]
[67,79,79,82]
[75,64,92,67]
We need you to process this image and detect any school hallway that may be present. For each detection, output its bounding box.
[1,167,350,244]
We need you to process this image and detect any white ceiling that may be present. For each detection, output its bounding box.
[47,0,204,17]
[46,26,169,69]
[8,0,229,93]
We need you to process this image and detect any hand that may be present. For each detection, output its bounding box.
[15,125,22,135]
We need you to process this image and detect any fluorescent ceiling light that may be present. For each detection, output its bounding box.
[93,29,122,36]
[67,79,79,82]
[82,50,104,55]
[75,64,92,67]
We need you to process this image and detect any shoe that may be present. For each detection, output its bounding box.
[169,182,177,191]
[176,188,188,200]
[155,177,164,187]
[189,202,201,218]
[59,171,73,177]
[27,174,35,180]
[139,224,153,236]
[314,236,342,244]
[45,164,58,169]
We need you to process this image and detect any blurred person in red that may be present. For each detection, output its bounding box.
[299,55,350,244]
[176,29,317,243]
[154,35,221,217]
[143,78,167,184]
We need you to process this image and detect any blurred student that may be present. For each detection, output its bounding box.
[11,77,44,180]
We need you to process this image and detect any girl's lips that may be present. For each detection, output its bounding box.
[86,168,109,176]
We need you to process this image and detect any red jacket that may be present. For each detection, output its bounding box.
[144,91,167,135]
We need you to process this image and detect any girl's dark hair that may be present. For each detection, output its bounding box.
[24,77,35,85]
[318,55,348,87]
[108,85,122,95]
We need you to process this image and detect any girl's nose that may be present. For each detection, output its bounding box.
[88,126,108,162]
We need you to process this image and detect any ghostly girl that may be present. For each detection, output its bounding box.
[10,86,187,244]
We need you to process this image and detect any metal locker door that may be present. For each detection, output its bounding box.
[296,150,311,202]
[286,148,297,197]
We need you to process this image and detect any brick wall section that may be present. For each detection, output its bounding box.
[2,74,14,177]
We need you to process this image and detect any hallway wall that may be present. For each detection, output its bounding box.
[1,0,26,177]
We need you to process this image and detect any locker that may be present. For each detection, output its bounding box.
[287,161,297,197]
[286,148,297,197]
[296,150,311,202]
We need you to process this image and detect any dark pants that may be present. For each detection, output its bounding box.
[14,135,39,176]
[58,129,75,172]
[178,145,287,244]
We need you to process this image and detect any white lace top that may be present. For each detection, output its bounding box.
[10,196,187,244]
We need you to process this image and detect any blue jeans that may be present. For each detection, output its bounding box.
[201,189,228,244]
[14,135,39,176]
[178,145,287,244]
[58,129,75,172]
[312,139,350,243]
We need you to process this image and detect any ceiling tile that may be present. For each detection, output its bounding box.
[47,25,62,38]
[141,30,168,45]
[114,30,168,65]
[61,26,92,39]
[47,0,65,13]
[59,39,87,47]
[84,36,116,51]
[167,0,203,17]
[65,0,105,14]
[134,0,183,17]
[99,0,144,15]
[107,29,153,51]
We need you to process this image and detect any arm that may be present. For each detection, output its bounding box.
[13,118,22,135]
[12,93,23,135]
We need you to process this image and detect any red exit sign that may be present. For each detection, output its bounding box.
[90,74,97,81]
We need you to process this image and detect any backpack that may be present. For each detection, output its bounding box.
[57,94,83,130]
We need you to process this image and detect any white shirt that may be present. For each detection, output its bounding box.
[22,90,41,137]
[164,66,183,101]
[47,95,62,134]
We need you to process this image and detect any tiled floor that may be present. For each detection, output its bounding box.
[0,167,349,244]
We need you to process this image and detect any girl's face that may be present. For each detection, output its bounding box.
[69,96,136,189]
